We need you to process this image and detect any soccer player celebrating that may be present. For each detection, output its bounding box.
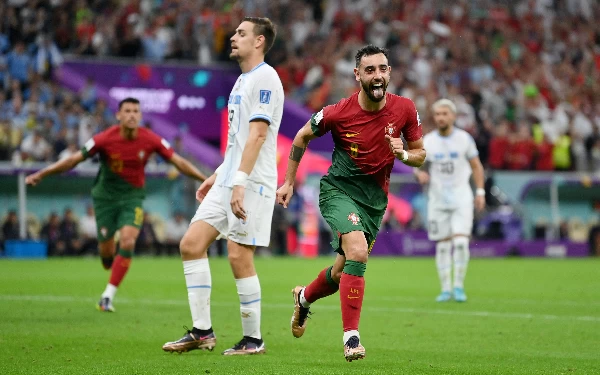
[415,99,486,303]
[162,17,283,355]
[276,45,426,362]
[25,97,207,312]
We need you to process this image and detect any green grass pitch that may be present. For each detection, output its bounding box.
[0,256,599,375]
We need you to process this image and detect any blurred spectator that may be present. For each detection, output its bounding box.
[20,127,51,161]
[135,212,161,254]
[79,204,98,255]
[60,208,82,255]
[40,212,65,256]
[2,209,20,242]
[163,211,187,255]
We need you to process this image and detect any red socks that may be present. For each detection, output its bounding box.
[339,261,366,332]
[304,266,339,303]
[109,252,132,287]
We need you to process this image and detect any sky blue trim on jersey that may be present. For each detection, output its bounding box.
[187,285,211,289]
[259,186,263,196]
[242,62,266,75]
[252,238,256,245]
[468,152,480,160]
[249,114,272,123]
[240,298,261,305]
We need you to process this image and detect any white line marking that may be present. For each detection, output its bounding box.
[1,294,599,323]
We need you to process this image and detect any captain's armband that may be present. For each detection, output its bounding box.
[289,145,306,162]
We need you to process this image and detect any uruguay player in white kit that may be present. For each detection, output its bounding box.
[162,17,283,355]
[415,99,485,303]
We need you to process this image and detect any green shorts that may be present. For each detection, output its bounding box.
[93,198,144,242]
[318,180,383,255]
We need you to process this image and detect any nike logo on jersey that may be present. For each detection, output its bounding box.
[346,133,360,137]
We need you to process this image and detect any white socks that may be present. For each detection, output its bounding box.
[236,275,261,340]
[102,284,117,300]
[299,288,311,308]
[183,258,212,330]
[452,236,470,289]
[435,240,452,292]
[343,330,360,344]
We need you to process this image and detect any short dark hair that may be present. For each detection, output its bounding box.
[243,16,276,54]
[355,45,389,68]
[118,97,140,109]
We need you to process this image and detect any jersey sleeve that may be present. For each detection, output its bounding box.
[466,134,479,159]
[310,103,340,137]
[402,99,423,142]
[152,133,175,160]
[81,132,106,159]
[248,70,281,124]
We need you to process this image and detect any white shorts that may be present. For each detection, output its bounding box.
[190,181,275,247]
[427,205,473,241]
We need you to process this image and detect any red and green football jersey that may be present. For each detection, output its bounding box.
[81,126,175,200]
[311,92,422,214]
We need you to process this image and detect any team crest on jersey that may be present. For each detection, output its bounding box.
[348,213,360,226]
[100,227,107,238]
[385,123,395,136]
[138,150,145,160]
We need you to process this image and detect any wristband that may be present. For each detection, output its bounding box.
[233,171,248,187]
[401,150,409,162]
[476,188,485,196]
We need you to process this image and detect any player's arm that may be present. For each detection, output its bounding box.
[285,120,317,185]
[168,153,207,182]
[404,138,426,167]
[230,119,269,220]
[276,120,318,208]
[469,156,486,212]
[25,151,85,186]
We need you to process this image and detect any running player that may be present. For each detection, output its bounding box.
[25,97,207,312]
[276,45,426,361]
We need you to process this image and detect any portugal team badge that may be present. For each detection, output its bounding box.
[348,213,360,226]
[385,122,395,136]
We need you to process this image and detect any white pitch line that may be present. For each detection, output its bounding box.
[1,294,599,323]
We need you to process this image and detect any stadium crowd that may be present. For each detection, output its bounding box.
[0,0,599,171]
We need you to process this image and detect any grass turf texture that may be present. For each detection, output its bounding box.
[0,257,599,375]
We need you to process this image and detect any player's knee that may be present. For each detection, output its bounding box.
[119,236,136,250]
[343,245,369,263]
[179,236,195,257]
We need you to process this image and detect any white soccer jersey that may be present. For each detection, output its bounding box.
[215,62,284,192]
[423,128,479,209]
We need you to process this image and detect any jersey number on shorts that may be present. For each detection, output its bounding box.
[439,161,454,174]
[350,143,359,158]
[134,207,144,226]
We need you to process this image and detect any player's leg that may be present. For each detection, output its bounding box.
[163,185,227,353]
[339,230,369,362]
[221,182,272,356]
[291,254,343,338]
[450,206,473,302]
[221,240,265,355]
[93,198,119,270]
[98,199,144,311]
[428,208,453,302]
[98,225,140,312]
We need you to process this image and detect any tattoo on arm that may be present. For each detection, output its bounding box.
[289,145,306,162]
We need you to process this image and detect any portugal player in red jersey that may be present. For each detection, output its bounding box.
[276,45,426,361]
[26,97,207,312]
